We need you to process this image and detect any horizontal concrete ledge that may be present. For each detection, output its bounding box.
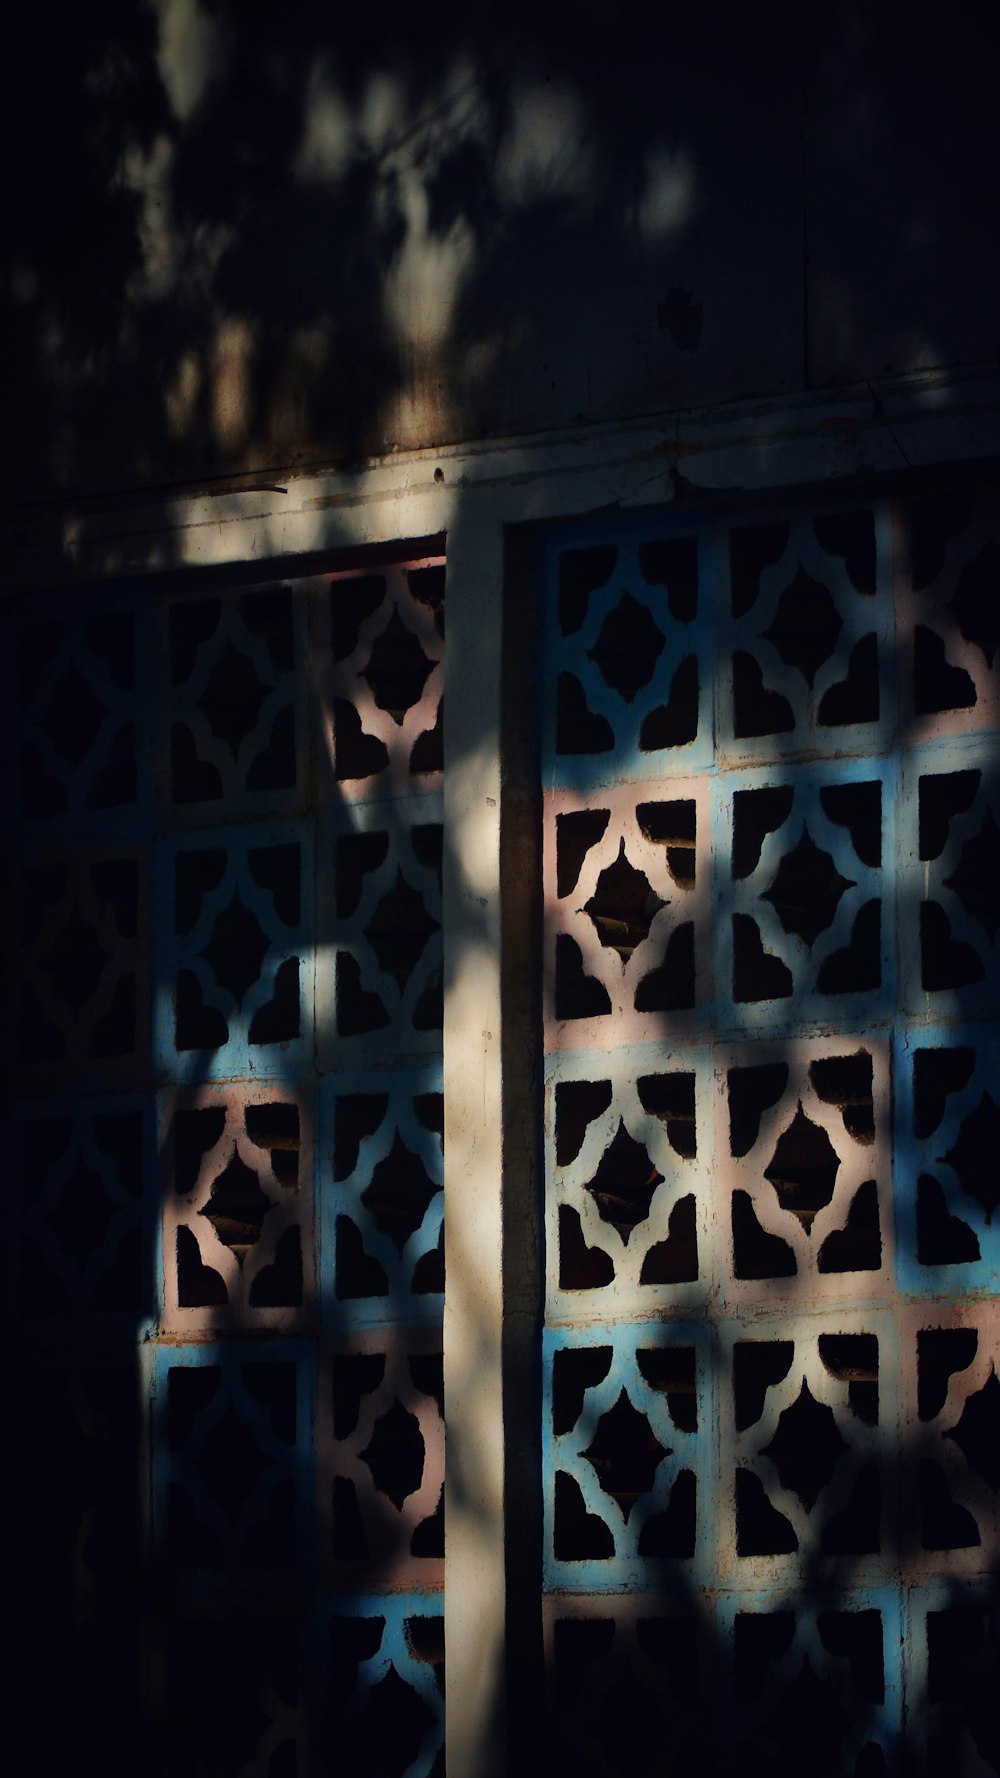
[5,360,1000,593]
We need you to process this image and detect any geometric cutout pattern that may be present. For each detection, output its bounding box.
[7,847,148,1089]
[729,1320,884,1574]
[544,1324,707,1590]
[153,823,313,1079]
[163,582,305,819]
[724,505,888,762]
[324,1332,445,1590]
[904,1308,1000,1575]
[722,1594,901,1778]
[11,591,147,832]
[4,556,446,1764]
[546,1597,704,1778]
[905,748,1000,1020]
[721,1041,891,1304]
[152,1343,313,1580]
[321,1068,444,1323]
[545,1047,706,1309]
[918,1582,1000,1775]
[541,490,997,1774]
[156,1611,307,1777]
[319,1597,445,1778]
[896,1029,1000,1293]
[12,1351,144,1584]
[161,1083,313,1332]
[901,486,1000,742]
[320,559,445,796]
[544,772,893,1051]
[547,535,707,780]
[9,1097,152,1330]
[544,779,710,1048]
[723,765,887,1028]
[318,800,443,1059]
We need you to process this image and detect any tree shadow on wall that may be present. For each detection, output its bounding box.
[5,0,1000,509]
[502,490,1000,1778]
[5,7,1000,1777]
[6,529,464,1778]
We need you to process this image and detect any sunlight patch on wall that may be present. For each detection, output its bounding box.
[496,76,596,212]
[635,144,698,244]
[294,55,356,187]
[154,0,229,125]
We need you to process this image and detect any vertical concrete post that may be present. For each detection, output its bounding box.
[443,497,506,1778]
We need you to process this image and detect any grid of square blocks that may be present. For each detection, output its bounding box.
[5,559,447,1776]
[7,484,1000,1773]
[541,487,1000,1775]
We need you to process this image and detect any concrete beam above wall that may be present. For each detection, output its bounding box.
[6,363,999,594]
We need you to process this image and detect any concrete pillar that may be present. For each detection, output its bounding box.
[443,497,507,1778]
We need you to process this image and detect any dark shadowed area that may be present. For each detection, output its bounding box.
[4,0,999,502]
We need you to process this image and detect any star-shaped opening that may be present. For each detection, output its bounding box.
[360,1398,426,1511]
[584,841,665,964]
[588,592,665,703]
[366,872,439,991]
[582,1120,663,1242]
[362,1134,438,1252]
[761,1379,847,1511]
[764,1104,841,1232]
[762,828,854,947]
[201,643,269,756]
[762,567,843,687]
[202,892,270,1006]
[582,1388,669,1521]
[200,1150,271,1265]
[363,610,434,724]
